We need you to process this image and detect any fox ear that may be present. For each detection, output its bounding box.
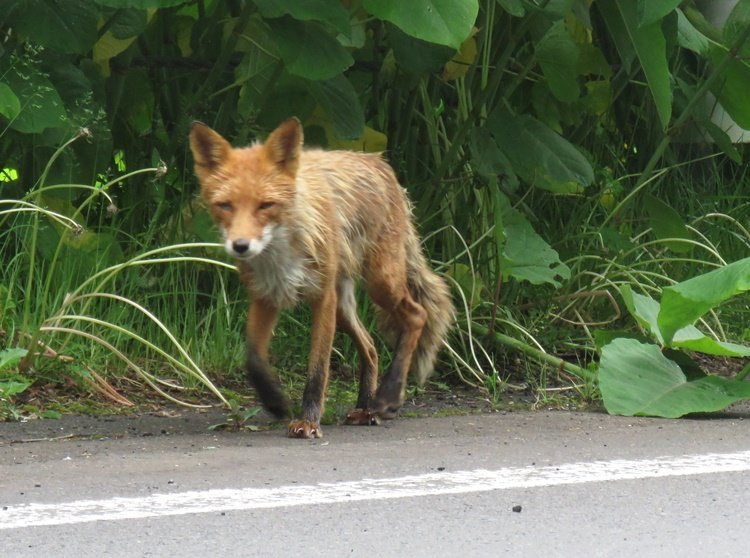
[189,121,231,171]
[265,117,303,175]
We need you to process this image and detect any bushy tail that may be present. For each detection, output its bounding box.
[376,224,454,384]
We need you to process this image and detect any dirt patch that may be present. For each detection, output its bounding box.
[3,353,746,445]
[0,384,526,445]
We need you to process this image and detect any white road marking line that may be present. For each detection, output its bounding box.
[3,450,750,530]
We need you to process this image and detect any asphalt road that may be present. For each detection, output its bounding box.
[2,408,750,557]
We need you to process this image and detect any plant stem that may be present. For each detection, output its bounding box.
[20,132,87,346]
[469,322,595,383]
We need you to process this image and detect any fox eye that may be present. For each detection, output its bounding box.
[258,201,275,210]
[215,201,233,212]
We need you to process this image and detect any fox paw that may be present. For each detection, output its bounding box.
[287,419,322,439]
[345,409,381,426]
[372,397,402,420]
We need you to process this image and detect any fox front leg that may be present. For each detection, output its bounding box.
[288,286,337,439]
[246,298,290,419]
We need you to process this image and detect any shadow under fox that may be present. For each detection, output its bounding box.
[189,118,452,438]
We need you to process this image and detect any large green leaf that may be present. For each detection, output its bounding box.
[637,0,682,26]
[487,108,593,193]
[3,65,68,133]
[267,17,354,80]
[108,8,149,39]
[388,23,455,74]
[535,20,580,102]
[5,0,98,54]
[724,0,750,58]
[119,69,154,134]
[496,0,524,17]
[469,127,518,190]
[93,0,184,7]
[599,338,750,418]
[658,257,750,344]
[598,0,672,129]
[620,285,750,357]
[540,0,575,19]
[254,0,351,36]
[643,194,691,253]
[671,328,750,358]
[620,285,663,342]
[362,0,479,49]
[702,119,742,164]
[676,9,710,55]
[0,83,21,120]
[497,192,571,287]
[709,45,750,130]
[310,74,364,140]
[598,0,635,70]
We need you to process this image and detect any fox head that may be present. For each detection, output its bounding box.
[189,118,303,259]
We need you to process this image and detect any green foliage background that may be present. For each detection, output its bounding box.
[1,0,749,415]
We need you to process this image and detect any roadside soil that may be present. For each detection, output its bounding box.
[0,382,557,445]
[2,354,746,446]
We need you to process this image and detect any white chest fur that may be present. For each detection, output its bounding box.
[246,225,319,308]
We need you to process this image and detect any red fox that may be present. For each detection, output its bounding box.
[189,118,453,438]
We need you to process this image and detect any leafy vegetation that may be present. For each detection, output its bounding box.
[1,0,749,420]
[599,259,750,417]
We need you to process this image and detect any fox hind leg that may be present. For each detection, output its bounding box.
[366,253,427,419]
[336,278,381,426]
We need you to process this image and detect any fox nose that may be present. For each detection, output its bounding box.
[232,239,250,254]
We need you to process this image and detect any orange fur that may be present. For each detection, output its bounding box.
[189,118,453,439]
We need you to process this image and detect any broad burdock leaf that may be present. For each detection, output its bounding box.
[92,0,184,7]
[362,0,479,49]
[708,45,750,130]
[723,0,750,57]
[267,17,354,80]
[619,285,663,342]
[702,120,742,163]
[620,285,750,357]
[0,83,21,120]
[658,257,750,344]
[388,23,455,75]
[496,0,524,17]
[310,75,364,140]
[637,0,682,26]
[4,66,68,134]
[536,20,580,102]
[254,0,351,36]
[487,108,593,194]
[676,9,710,55]
[671,328,750,358]
[496,192,570,288]
[644,194,691,253]
[5,0,98,54]
[599,338,750,418]
[598,0,672,129]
